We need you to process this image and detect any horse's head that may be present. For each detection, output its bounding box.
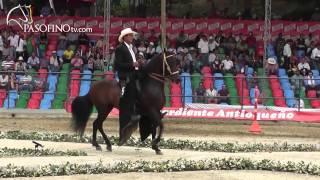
[7,4,33,29]
[161,51,181,83]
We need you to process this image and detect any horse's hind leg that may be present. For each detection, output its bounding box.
[92,118,101,151]
[97,106,113,152]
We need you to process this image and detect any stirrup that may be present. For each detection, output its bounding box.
[121,87,125,96]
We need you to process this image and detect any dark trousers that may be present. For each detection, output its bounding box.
[119,73,138,133]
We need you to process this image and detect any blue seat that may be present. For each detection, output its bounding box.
[312,70,319,76]
[57,50,65,57]
[8,90,18,100]
[40,99,51,109]
[281,82,291,90]
[79,85,90,96]
[3,98,15,108]
[284,90,294,98]
[278,69,286,76]
[43,91,55,101]
[246,67,254,76]
[286,99,296,108]
[49,83,56,91]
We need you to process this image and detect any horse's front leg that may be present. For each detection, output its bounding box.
[151,110,163,155]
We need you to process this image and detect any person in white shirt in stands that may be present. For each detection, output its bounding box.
[208,35,219,52]
[27,53,40,71]
[16,34,26,58]
[0,73,9,89]
[304,71,319,91]
[311,43,320,69]
[283,39,292,69]
[198,34,209,66]
[0,33,3,61]
[297,57,311,74]
[205,85,218,104]
[221,55,234,74]
[7,31,19,59]
[2,57,15,70]
[208,49,217,65]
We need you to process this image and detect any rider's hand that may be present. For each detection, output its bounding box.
[133,62,139,67]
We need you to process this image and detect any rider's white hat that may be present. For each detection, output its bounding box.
[118,28,137,43]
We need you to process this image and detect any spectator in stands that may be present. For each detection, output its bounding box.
[136,31,147,47]
[297,34,306,57]
[7,30,19,58]
[146,42,155,59]
[9,72,17,91]
[290,69,304,97]
[305,33,314,48]
[208,48,217,66]
[18,72,33,91]
[95,36,104,50]
[78,32,89,46]
[67,32,79,46]
[187,47,200,73]
[221,55,234,74]
[26,33,36,57]
[87,55,94,72]
[194,82,205,103]
[57,34,68,53]
[212,58,222,74]
[137,43,147,55]
[295,97,305,109]
[32,75,47,91]
[106,46,115,70]
[311,43,320,70]
[49,51,63,72]
[0,32,3,61]
[275,33,286,59]
[236,38,248,54]
[63,46,74,63]
[71,53,83,71]
[266,57,279,75]
[198,34,209,66]
[0,73,9,89]
[15,56,27,74]
[93,53,104,71]
[298,57,311,74]
[208,35,219,52]
[246,31,256,51]
[304,71,319,92]
[38,32,48,58]
[283,39,293,69]
[40,2,51,17]
[2,43,9,61]
[27,53,40,71]
[176,31,188,47]
[16,34,26,58]
[247,71,258,89]
[1,57,15,70]
[148,29,158,44]
[205,85,218,104]
[218,85,230,104]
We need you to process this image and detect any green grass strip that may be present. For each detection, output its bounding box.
[0,147,87,157]
[1,158,320,178]
[1,131,319,153]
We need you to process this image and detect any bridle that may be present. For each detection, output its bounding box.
[149,52,179,83]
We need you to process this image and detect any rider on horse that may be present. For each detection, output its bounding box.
[114,28,142,139]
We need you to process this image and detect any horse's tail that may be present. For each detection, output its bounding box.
[71,94,93,135]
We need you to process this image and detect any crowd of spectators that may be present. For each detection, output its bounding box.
[0,28,110,92]
[1,23,320,106]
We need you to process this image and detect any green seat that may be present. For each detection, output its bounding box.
[52,100,64,109]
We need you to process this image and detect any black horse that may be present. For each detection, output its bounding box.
[71,52,180,154]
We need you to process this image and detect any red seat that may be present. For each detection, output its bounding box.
[240,98,250,105]
[46,51,53,57]
[201,66,211,74]
[0,90,6,99]
[307,90,317,98]
[31,91,43,100]
[71,70,81,79]
[104,71,115,80]
[38,69,48,79]
[0,98,4,107]
[274,99,287,107]
[47,44,56,51]
[27,99,40,109]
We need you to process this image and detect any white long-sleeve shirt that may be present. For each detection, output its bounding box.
[283,43,292,57]
[311,48,320,59]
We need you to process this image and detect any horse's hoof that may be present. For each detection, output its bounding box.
[155,150,163,155]
[95,145,102,151]
[106,145,112,152]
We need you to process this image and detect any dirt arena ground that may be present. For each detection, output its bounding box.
[1,116,320,180]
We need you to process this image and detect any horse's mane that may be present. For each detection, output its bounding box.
[143,53,163,74]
